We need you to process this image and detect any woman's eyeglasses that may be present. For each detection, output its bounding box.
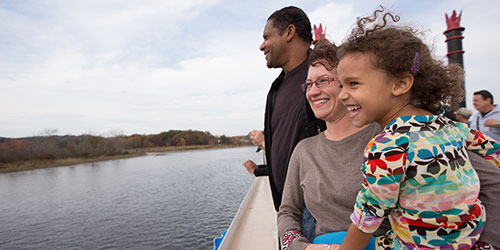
[302,77,337,91]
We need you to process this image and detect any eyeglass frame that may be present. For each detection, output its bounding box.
[301,77,337,91]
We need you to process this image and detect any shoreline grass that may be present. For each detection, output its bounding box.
[0,144,251,174]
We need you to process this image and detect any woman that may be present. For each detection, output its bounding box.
[277,40,500,250]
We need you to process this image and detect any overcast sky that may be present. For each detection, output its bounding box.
[1,0,499,138]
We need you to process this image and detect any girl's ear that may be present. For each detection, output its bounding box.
[285,24,296,41]
[392,73,414,96]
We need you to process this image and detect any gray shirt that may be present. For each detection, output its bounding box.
[278,123,500,250]
[470,104,500,142]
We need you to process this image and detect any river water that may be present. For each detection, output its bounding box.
[0,146,264,249]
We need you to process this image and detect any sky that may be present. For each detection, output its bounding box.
[1,0,499,138]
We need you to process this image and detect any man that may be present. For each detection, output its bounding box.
[243,6,324,210]
[454,107,473,125]
[241,7,325,242]
[470,90,500,142]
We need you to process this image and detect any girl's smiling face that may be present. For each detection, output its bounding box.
[337,52,402,128]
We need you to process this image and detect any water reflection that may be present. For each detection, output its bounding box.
[0,146,260,249]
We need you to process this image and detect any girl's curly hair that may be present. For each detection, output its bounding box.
[338,6,464,113]
[309,39,338,70]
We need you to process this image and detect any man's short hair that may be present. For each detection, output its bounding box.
[268,6,313,44]
[474,90,494,104]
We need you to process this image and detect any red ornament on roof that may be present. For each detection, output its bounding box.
[445,10,464,32]
[313,24,326,44]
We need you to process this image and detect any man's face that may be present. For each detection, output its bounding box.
[472,94,492,113]
[259,20,288,68]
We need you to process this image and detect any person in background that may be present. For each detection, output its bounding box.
[241,6,325,241]
[471,90,500,142]
[454,107,473,125]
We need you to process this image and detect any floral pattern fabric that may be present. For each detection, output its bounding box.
[282,228,305,250]
[350,113,500,249]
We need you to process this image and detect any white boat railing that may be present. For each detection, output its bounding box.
[218,176,278,250]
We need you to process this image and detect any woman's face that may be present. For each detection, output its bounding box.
[306,63,347,123]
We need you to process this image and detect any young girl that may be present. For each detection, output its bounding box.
[335,7,500,250]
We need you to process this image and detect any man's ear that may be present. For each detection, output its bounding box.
[392,73,414,96]
[487,97,493,105]
[285,24,296,41]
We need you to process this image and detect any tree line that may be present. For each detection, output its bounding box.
[0,130,251,164]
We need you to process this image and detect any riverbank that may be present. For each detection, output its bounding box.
[0,144,250,173]
[127,144,243,153]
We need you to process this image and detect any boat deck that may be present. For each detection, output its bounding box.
[218,176,278,250]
